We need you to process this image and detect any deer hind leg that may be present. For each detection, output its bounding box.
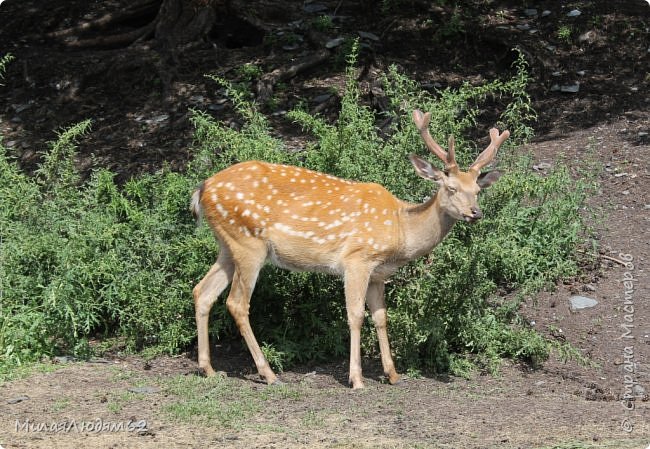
[344,265,372,389]
[225,251,278,385]
[366,280,400,385]
[194,248,235,377]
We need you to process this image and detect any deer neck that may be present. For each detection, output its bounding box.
[398,192,457,262]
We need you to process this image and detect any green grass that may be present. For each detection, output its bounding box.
[0,360,65,385]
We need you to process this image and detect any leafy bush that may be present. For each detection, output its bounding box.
[188,49,593,373]
[0,49,594,376]
[1,121,216,371]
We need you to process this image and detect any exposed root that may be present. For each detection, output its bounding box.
[256,50,330,102]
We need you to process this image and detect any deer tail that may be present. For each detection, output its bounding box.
[190,182,205,225]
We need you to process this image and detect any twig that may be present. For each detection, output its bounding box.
[600,254,629,266]
[577,249,628,266]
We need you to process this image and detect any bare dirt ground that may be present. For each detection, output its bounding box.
[1,0,649,447]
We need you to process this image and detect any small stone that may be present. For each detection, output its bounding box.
[567,9,581,17]
[638,132,648,137]
[282,43,300,51]
[622,190,630,195]
[579,30,598,43]
[523,8,538,16]
[303,3,327,13]
[576,70,586,76]
[313,93,333,104]
[533,162,552,171]
[325,37,345,48]
[569,295,598,311]
[551,71,562,77]
[358,31,380,41]
[128,386,160,394]
[541,10,551,17]
[53,356,75,364]
[516,24,531,31]
[545,45,556,52]
[8,395,29,404]
[633,384,646,397]
[560,83,580,93]
[534,380,546,386]
[584,284,597,292]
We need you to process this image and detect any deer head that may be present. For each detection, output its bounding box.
[409,109,510,223]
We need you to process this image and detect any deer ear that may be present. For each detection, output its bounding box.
[409,154,445,183]
[477,170,502,188]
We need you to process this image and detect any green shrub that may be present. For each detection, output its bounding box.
[0,122,215,371]
[189,49,593,374]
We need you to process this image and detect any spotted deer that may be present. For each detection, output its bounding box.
[191,109,510,389]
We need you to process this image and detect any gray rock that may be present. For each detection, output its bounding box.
[358,31,380,41]
[633,383,646,397]
[303,3,327,13]
[516,24,531,31]
[313,93,333,104]
[128,386,160,394]
[567,9,581,17]
[541,10,552,17]
[326,37,346,49]
[8,395,29,404]
[533,162,552,171]
[569,295,598,311]
[560,83,580,93]
[523,9,538,16]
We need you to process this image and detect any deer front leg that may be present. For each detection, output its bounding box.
[194,250,234,377]
[366,280,400,385]
[344,266,371,389]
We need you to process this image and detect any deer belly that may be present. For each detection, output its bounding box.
[266,239,343,275]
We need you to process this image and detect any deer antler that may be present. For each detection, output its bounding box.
[412,110,458,172]
[469,128,510,175]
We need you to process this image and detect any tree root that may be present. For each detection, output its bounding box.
[63,21,158,49]
[256,50,330,102]
[47,0,161,39]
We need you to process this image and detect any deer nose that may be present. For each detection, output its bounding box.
[470,207,483,220]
